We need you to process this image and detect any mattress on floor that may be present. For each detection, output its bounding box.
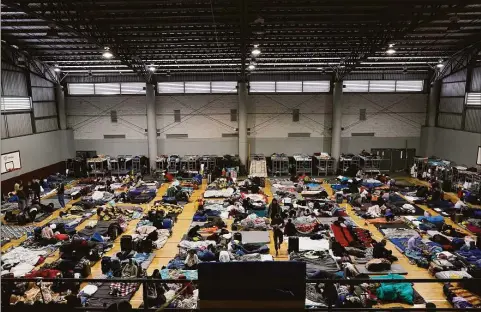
[237,231,270,245]
[298,237,330,251]
[355,263,408,275]
[41,197,72,209]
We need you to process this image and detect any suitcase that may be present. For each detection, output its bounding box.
[121,235,133,252]
[233,232,242,242]
[288,236,299,253]
[74,258,91,278]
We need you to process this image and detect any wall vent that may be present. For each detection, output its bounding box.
[110,110,118,123]
[166,133,188,139]
[230,109,237,122]
[351,132,375,136]
[103,134,125,139]
[174,110,181,122]
[292,109,300,122]
[359,109,366,121]
[288,132,310,137]
[222,133,238,137]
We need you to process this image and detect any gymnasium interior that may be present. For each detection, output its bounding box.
[1,1,481,311]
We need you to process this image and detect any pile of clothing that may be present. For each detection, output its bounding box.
[236,214,268,231]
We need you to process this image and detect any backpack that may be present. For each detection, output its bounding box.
[101,257,112,274]
[233,232,242,242]
[111,259,122,277]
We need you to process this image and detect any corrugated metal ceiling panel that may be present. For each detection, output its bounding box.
[6,113,32,137]
[35,117,58,133]
[33,101,57,117]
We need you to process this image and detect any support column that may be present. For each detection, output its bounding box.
[426,80,441,127]
[55,84,67,130]
[146,83,157,172]
[331,81,343,171]
[238,82,248,170]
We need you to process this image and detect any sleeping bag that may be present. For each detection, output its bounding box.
[376,274,414,304]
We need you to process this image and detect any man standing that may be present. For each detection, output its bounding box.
[57,182,65,208]
[15,180,26,211]
[32,177,40,202]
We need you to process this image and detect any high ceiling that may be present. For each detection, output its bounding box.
[2,0,481,82]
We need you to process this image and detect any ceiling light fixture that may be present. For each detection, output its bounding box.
[102,47,113,59]
[251,45,261,57]
[248,64,256,70]
[436,59,444,68]
[386,43,396,55]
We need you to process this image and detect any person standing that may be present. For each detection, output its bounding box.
[268,198,281,219]
[32,178,41,202]
[273,224,284,256]
[57,182,65,208]
[15,180,26,211]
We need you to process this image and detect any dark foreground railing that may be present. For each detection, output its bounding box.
[2,277,481,311]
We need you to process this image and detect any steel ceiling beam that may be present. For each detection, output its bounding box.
[1,41,59,84]
[2,0,153,83]
[430,33,481,83]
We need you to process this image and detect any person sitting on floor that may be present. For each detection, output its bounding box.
[385,207,394,222]
[373,239,398,262]
[460,240,477,252]
[377,192,387,206]
[187,225,203,241]
[184,249,200,269]
[284,219,297,237]
[407,235,421,252]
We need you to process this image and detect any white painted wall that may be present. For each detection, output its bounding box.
[421,126,481,167]
[1,130,75,180]
[67,93,427,156]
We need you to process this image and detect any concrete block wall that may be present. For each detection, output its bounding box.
[66,92,427,156]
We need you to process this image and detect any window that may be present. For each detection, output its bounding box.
[68,83,146,95]
[68,83,95,95]
[343,80,424,93]
[250,80,331,93]
[396,80,424,92]
[95,83,120,95]
[158,82,184,94]
[369,80,396,92]
[212,81,237,93]
[158,81,238,94]
[466,92,481,106]
[344,80,369,92]
[303,81,330,92]
[249,81,276,93]
[121,82,146,95]
[276,81,302,93]
[184,82,211,94]
[1,97,31,111]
